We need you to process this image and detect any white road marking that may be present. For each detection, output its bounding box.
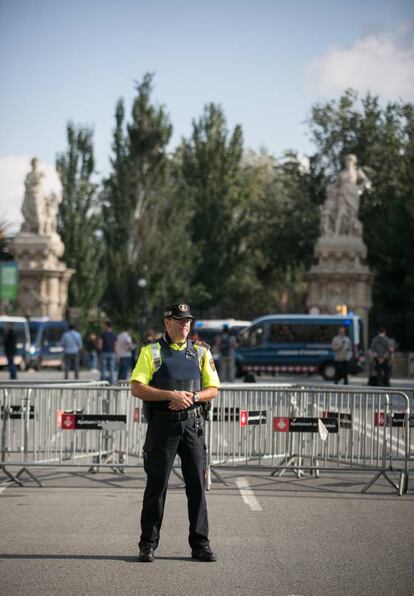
[236,477,262,511]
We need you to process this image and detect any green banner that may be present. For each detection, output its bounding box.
[0,262,19,301]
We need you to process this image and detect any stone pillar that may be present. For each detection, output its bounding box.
[11,233,74,319]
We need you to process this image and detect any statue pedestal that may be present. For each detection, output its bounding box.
[11,232,74,319]
[306,235,374,348]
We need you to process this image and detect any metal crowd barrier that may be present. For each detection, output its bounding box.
[0,382,411,495]
[208,384,412,495]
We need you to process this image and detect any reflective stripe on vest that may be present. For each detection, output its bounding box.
[150,342,204,372]
[150,343,162,371]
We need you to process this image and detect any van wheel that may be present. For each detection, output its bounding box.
[244,372,256,383]
[321,362,336,381]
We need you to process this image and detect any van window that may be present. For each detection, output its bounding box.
[29,325,39,343]
[240,324,264,348]
[268,323,347,344]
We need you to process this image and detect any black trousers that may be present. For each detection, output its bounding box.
[64,353,79,379]
[334,361,348,384]
[375,360,391,387]
[139,414,209,550]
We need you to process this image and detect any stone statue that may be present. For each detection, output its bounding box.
[21,157,62,244]
[21,158,46,234]
[321,154,371,237]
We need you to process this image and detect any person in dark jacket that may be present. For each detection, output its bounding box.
[4,322,17,380]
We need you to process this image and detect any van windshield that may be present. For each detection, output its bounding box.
[29,324,40,343]
[46,326,66,344]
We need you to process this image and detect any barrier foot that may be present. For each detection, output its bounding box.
[1,465,24,487]
[310,461,320,478]
[361,470,401,495]
[271,455,295,477]
[399,472,408,496]
[14,466,44,487]
[271,455,304,478]
[209,466,230,487]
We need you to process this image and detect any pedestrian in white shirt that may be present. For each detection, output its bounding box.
[116,330,133,380]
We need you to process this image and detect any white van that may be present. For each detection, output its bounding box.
[0,316,31,370]
[192,319,251,365]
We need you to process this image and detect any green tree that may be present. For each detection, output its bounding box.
[232,151,319,317]
[101,73,174,327]
[180,103,246,311]
[308,90,414,348]
[56,123,104,330]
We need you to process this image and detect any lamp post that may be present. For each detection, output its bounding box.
[137,277,148,339]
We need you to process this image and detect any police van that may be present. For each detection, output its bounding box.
[0,316,31,371]
[28,318,68,369]
[192,319,251,367]
[236,313,364,381]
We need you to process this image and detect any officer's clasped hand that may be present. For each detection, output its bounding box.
[169,390,194,411]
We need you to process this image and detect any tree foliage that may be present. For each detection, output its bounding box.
[100,73,184,328]
[56,123,104,330]
[179,103,247,310]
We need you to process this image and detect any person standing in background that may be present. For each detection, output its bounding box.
[116,329,133,380]
[331,326,352,385]
[4,322,17,380]
[371,327,393,387]
[61,324,83,379]
[85,333,98,371]
[98,321,117,385]
[217,324,238,382]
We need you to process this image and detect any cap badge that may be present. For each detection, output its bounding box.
[178,304,188,312]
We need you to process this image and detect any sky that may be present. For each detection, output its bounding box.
[1,0,413,231]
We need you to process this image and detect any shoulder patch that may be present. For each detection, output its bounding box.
[194,340,210,350]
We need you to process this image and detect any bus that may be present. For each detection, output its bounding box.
[0,316,31,371]
[27,318,68,369]
[236,313,364,381]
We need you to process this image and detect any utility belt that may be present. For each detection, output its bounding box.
[150,405,203,421]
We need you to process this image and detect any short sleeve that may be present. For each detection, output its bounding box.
[200,348,221,389]
[130,345,156,384]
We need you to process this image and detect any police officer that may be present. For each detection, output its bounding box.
[131,303,220,563]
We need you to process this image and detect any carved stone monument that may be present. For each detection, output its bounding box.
[306,154,374,345]
[11,158,73,319]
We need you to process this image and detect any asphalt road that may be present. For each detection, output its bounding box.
[1,466,413,596]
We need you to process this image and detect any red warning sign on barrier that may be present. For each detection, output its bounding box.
[273,417,290,432]
[61,413,76,429]
[240,410,248,427]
